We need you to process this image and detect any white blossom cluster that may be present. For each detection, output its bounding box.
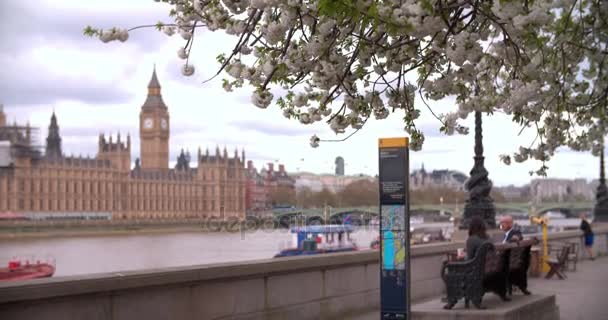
[86,0,608,172]
[98,28,129,43]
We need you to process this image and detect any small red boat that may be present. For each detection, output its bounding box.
[0,258,55,281]
[370,236,380,249]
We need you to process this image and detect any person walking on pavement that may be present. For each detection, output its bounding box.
[580,213,595,260]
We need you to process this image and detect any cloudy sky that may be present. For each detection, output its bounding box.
[0,0,603,187]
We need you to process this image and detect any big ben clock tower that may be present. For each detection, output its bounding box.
[139,68,170,170]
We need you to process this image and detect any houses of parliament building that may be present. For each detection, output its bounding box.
[0,69,246,219]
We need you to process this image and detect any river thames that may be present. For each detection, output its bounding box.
[0,229,378,277]
[0,217,583,278]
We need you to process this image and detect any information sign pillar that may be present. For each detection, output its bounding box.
[378,137,410,319]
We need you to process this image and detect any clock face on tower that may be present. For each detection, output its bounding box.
[144,118,154,129]
[161,118,168,130]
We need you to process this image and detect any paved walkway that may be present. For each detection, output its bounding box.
[352,257,608,320]
[531,256,608,320]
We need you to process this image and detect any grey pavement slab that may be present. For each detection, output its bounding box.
[410,294,558,320]
[529,257,608,320]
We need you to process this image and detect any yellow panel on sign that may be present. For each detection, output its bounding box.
[379,137,409,148]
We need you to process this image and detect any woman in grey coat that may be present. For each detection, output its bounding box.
[466,216,490,260]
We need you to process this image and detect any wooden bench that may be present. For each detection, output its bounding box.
[566,242,579,271]
[546,245,570,279]
[548,242,578,272]
[441,239,536,309]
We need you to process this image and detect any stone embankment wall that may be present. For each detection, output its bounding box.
[1,225,606,320]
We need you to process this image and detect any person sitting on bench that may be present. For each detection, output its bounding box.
[466,216,490,260]
[499,215,522,244]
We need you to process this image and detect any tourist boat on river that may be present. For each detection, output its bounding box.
[0,257,55,281]
[274,225,358,258]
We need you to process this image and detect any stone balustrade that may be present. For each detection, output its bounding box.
[528,223,608,257]
[1,224,606,320]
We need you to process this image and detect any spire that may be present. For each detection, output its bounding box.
[142,67,166,110]
[148,66,161,94]
[149,65,160,88]
[25,121,31,144]
[46,111,62,160]
[175,148,190,171]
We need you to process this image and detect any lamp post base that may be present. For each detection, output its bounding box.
[460,200,496,230]
[593,206,608,222]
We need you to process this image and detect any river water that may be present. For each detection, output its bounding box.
[0,229,378,277]
[0,218,583,278]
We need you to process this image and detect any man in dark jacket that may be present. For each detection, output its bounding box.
[499,215,523,243]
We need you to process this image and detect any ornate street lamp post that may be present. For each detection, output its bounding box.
[460,111,497,229]
[594,138,608,222]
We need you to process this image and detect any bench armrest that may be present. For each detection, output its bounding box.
[441,258,481,280]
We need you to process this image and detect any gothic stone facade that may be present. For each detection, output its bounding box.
[410,164,468,191]
[245,161,296,214]
[0,70,246,219]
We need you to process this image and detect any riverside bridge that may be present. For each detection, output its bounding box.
[271,202,594,226]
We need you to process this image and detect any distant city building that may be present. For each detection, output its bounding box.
[0,69,246,219]
[245,161,296,214]
[294,172,375,193]
[335,156,344,176]
[245,161,267,213]
[0,104,41,165]
[495,185,530,201]
[409,164,468,191]
[530,178,595,203]
[261,163,296,206]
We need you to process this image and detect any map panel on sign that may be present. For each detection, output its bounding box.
[381,205,405,231]
[381,230,406,271]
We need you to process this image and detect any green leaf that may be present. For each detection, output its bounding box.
[277,97,286,109]
[216,54,226,64]
[354,65,365,79]
[420,0,434,14]
[318,0,357,23]
[83,26,97,37]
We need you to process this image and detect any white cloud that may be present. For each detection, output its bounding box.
[0,0,604,187]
